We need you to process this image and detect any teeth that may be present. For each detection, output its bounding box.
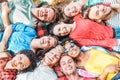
[67,66,72,70]
[72,50,76,54]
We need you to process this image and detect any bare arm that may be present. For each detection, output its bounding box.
[78,0,88,6]
[110,51,120,59]
[0,52,12,58]
[110,3,120,13]
[98,64,120,80]
[0,25,12,52]
[1,2,12,28]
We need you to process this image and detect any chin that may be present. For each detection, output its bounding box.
[67,71,74,75]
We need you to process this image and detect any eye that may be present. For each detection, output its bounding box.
[61,62,66,66]
[96,11,99,15]
[19,56,22,60]
[68,59,72,63]
[70,43,75,47]
[22,64,25,68]
[58,28,60,31]
[65,48,69,53]
[55,55,59,59]
[20,64,25,69]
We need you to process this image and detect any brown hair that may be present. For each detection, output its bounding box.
[82,6,92,19]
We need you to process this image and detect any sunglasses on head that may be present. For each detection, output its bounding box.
[64,43,75,53]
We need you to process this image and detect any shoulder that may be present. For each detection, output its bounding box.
[0,52,11,58]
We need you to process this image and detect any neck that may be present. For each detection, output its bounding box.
[31,8,38,18]
[66,72,81,80]
[30,38,42,53]
[76,52,85,61]
[71,22,76,32]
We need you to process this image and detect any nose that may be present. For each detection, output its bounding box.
[66,63,71,68]
[42,12,47,16]
[70,7,75,13]
[46,38,50,44]
[50,54,55,60]
[16,61,22,65]
[15,61,23,69]
[61,28,66,33]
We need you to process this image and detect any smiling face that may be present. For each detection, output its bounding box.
[53,22,71,36]
[10,54,31,71]
[64,2,81,17]
[60,55,76,75]
[89,5,112,21]
[43,45,64,67]
[64,42,80,58]
[36,7,55,22]
[39,36,58,49]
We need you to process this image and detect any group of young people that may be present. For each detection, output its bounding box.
[0,0,120,80]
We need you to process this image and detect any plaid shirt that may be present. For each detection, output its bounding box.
[0,57,17,80]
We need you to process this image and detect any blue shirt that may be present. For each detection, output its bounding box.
[0,23,37,55]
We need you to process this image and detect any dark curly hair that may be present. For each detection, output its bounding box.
[17,50,37,73]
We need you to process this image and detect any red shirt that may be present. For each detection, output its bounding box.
[69,14,117,50]
[57,76,68,80]
[0,57,17,80]
[57,76,96,80]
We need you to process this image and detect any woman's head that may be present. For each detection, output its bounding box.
[60,54,76,75]
[49,22,72,36]
[35,5,60,22]
[83,4,113,22]
[64,2,81,17]
[64,41,80,58]
[38,35,58,49]
[35,6,55,22]
[8,50,37,72]
[43,45,65,67]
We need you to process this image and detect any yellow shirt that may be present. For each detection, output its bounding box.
[85,49,118,80]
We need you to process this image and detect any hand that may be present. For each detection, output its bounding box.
[98,65,120,80]
[117,0,120,4]
[1,2,12,14]
[110,4,120,13]
[110,51,120,59]
[105,65,120,73]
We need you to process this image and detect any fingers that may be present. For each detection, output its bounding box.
[2,2,8,7]
[1,2,8,10]
[1,2,12,14]
[118,59,120,66]
[114,65,120,72]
